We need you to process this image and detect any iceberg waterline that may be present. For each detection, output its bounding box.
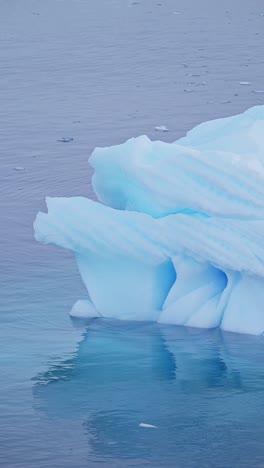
[34,106,264,335]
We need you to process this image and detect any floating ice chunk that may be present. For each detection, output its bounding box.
[14,166,25,171]
[154,125,169,132]
[57,137,74,143]
[139,423,157,428]
[239,81,251,85]
[34,195,264,333]
[34,106,264,335]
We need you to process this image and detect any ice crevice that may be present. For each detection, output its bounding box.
[34,106,264,335]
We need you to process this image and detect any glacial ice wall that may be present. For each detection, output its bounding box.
[34,106,264,335]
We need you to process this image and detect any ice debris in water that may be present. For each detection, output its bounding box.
[34,106,264,336]
[239,81,251,85]
[57,137,74,143]
[154,125,169,132]
[14,166,25,171]
[139,423,157,428]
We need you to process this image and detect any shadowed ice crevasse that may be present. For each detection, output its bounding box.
[34,106,264,335]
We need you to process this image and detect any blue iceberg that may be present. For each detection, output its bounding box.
[34,106,264,335]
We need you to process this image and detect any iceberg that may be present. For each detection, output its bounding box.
[34,106,264,335]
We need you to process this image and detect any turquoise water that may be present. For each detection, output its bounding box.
[2,0,264,466]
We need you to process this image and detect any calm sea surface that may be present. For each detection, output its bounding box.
[1,0,264,466]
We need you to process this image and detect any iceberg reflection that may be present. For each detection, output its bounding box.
[32,321,264,462]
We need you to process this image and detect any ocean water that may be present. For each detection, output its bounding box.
[1,0,264,466]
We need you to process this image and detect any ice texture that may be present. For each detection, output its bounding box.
[34,106,264,335]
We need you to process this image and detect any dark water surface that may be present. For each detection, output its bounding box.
[1,0,264,466]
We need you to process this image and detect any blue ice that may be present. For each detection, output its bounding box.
[34,106,264,335]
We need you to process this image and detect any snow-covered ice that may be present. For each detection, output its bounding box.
[34,106,264,335]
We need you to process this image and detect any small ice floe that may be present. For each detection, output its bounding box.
[173,11,181,15]
[220,100,231,104]
[239,81,251,85]
[154,125,169,132]
[184,88,193,92]
[14,166,25,171]
[57,137,74,143]
[196,81,207,86]
[139,423,157,429]
[252,90,264,93]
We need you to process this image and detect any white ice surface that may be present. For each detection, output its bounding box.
[34,107,264,335]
